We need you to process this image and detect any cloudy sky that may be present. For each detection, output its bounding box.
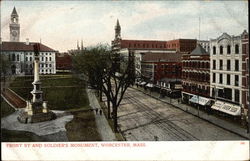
[0,0,248,52]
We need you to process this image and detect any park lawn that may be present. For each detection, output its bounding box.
[9,75,89,111]
[1,97,15,118]
[66,110,102,141]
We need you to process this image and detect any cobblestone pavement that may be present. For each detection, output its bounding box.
[116,88,245,141]
[87,89,117,141]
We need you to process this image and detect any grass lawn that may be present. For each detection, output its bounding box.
[1,97,15,118]
[9,74,89,111]
[66,110,102,141]
[1,129,44,142]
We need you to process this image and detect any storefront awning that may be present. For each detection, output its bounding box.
[189,95,211,106]
[211,101,241,116]
[146,83,154,88]
[140,82,146,85]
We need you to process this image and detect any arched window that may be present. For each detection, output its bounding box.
[213,46,216,54]
[235,44,239,54]
[220,46,223,54]
[227,45,231,54]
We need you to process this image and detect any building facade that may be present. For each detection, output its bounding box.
[182,44,210,106]
[56,52,72,73]
[2,41,56,75]
[241,30,249,122]
[210,32,246,118]
[111,20,197,53]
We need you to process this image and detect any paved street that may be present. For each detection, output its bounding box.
[115,87,245,141]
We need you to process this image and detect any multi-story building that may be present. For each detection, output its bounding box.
[210,32,246,118]
[1,7,57,75]
[181,44,210,107]
[141,51,182,83]
[2,41,57,75]
[111,19,197,53]
[241,30,249,123]
[111,19,197,84]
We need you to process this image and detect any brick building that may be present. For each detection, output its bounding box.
[241,30,249,122]
[182,44,210,107]
[56,52,72,72]
[111,20,197,53]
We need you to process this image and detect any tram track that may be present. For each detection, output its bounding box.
[120,90,199,141]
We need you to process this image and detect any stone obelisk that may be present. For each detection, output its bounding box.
[18,43,56,123]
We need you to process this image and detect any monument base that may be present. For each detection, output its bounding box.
[18,107,56,124]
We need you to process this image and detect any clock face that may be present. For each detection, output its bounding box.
[12,30,17,36]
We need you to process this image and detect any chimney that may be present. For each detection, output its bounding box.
[26,38,29,45]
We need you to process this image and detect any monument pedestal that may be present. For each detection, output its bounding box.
[18,102,56,123]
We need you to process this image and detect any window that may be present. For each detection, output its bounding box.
[46,57,48,61]
[227,60,231,71]
[25,57,28,61]
[220,46,223,54]
[12,54,15,61]
[235,75,239,86]
[49,64,52,67]
[219,60,223,70]
[219,74,223,84]
[42,57,44,61]
[213,60,216,69]
[29,57,32,61]
[227,74,230,85]
[235,89,240,102]
[213,73,216,83]
[49,57,52,61]
[46,64,48,67]
[16,55,19,61]
[235,60,239,71]
[227,45,231,54]
[235,44,239,54]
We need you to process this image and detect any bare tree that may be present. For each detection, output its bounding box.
[73,44,135,132]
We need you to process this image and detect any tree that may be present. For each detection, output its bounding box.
[73,44,135,132]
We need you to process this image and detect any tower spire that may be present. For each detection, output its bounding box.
[115,19,121,40]
[77,40,80,50]
[81,39,83,51]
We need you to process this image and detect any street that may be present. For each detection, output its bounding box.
[115,87,245,141]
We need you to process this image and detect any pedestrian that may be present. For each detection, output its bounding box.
[100,109,102,115]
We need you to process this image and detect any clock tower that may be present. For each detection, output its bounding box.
[9,7,20,42]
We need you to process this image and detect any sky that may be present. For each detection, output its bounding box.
[0,0,248,52]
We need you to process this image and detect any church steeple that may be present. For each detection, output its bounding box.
[77,40,80,50]
[81,40,84,51]
[10,7,20,42]
[115,19,121,40]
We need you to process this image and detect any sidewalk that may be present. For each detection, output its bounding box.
[86,89,117,141]
[133,86,250,139]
